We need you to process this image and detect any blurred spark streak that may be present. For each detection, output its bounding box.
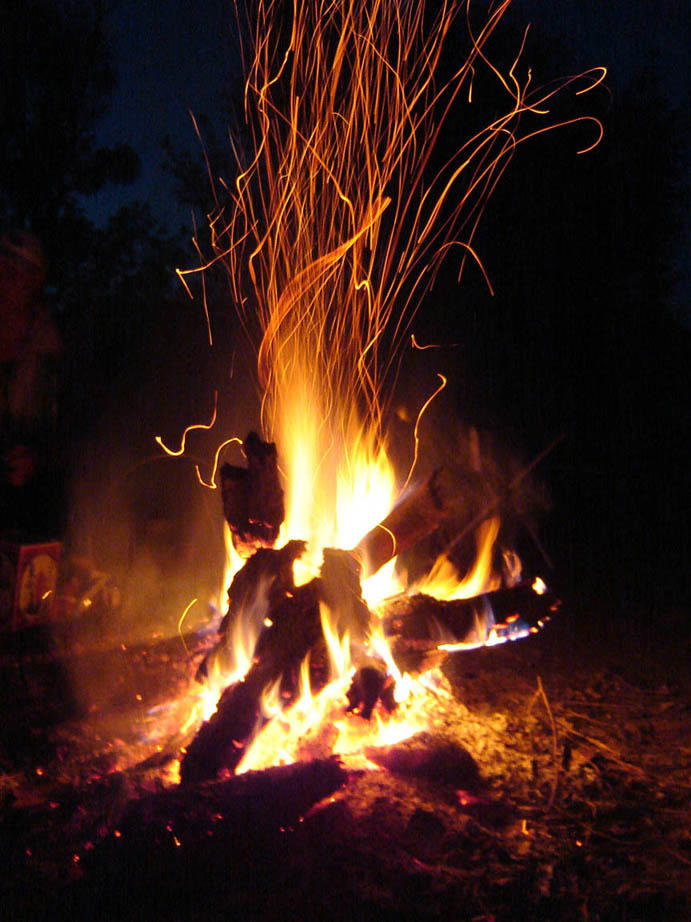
[576,66,608,95]
[195,436,244,489]
[411,334,443,350]
[401,373,447,493]
[178,598,198,655]
[155,392,218,456]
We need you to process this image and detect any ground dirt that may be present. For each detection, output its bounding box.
[0,596,688,921]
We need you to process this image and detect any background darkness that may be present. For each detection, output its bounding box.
[1,0,689,629]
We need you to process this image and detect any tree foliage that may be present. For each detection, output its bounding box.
[0,0,140,234]
[0,0,188,442]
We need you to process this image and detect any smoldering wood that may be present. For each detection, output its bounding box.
[364,731,481,790]
[118,758,348,842]
[220,431,285,555]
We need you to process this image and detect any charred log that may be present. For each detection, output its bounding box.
[181,581,322,784]
[186,554,556,780]
[319,548,370,644]
[220,431,285,556]
[364,731,481,790]
[184,547,384,782]
[101,758,348,859]
[197,540,307,682]
[185,420,559,784]
[220,539,306,636]
[346,664,396,720]
[381,582,560,671]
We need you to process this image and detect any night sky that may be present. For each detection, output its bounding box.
[85,0,237,229]
[88,0,689,234]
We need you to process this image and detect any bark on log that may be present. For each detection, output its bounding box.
[381,582,559,672]
[197,540,307,682]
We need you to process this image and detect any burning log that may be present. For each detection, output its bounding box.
[382,582,559,671]
[197,539,308,682]
[352,467,489,578]
[220,431,285,555]
[320,547,370,644]
[184,574,556,784]
[182,579,322,785]
[346,664,396,720]
[185,545,397,783]
[183,430,558,784]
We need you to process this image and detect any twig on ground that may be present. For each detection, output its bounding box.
[526,675,560,811]
[537,676,559,811]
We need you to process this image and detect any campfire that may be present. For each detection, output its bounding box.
[176,427,559,784]
[154,0,599,786]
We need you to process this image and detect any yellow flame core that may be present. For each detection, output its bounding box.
[175,0,604,770]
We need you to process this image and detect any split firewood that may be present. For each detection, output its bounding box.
[220,431,285,556]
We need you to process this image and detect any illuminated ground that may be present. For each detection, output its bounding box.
[0,602,688,922]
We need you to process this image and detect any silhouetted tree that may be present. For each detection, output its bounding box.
[0,0,194,468]
[0,0,139,239]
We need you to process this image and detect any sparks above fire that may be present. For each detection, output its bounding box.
[159,0,603,783]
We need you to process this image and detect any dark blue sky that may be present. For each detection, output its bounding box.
[85,0,236,229]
